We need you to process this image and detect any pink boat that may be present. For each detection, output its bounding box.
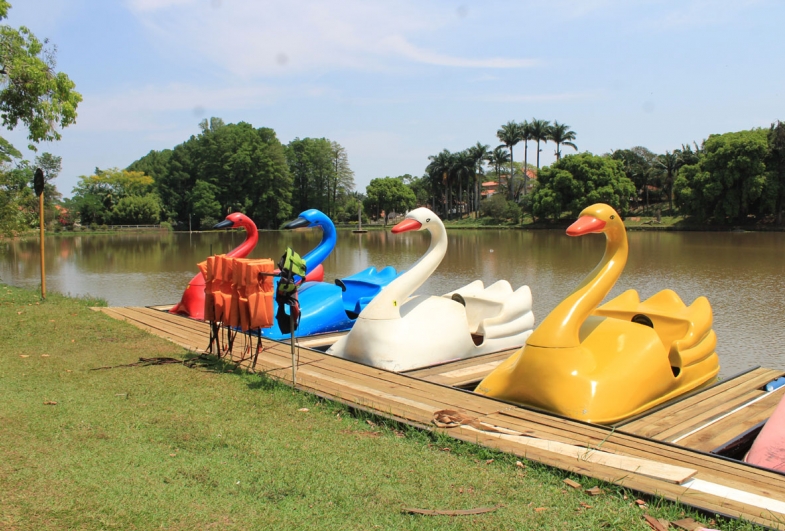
[745,388,785,472]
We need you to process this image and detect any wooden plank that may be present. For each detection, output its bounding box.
[403,350,513,386]
[295,331,347,349]
[457,425,697,484]
[147,304,175,311]
[622,367,777,432]
[621,368,783,438]
[677,386,785,451]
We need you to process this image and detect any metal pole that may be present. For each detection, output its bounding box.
[39,193,46,300]
[290,312,297,386]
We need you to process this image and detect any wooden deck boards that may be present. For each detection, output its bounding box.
[619,368,785,451]
[94,306,785,529]
[403,350,513,387]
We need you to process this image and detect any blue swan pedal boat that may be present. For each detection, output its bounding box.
[259,209,398,340]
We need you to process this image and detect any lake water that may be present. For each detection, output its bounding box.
[2,228,784,377]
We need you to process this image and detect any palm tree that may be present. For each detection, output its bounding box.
[496,121,522,200]
[426,149,452,217]
[487,146,510,183]
[520,120,533,196]
[655,151,682,213]
[453,150,474,218]
[548,121,577,161]
[467,142,490,214]
[528,118,551,171]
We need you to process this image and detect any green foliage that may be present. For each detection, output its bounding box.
[363,176,416,225]
[530,153,634,220]
[189,180,221,227]
[0,154,62,234]
[479,193,522,223]
[763,121,785,223]
[130,121,292,229]
[548,121,578,160]
[69,168,157,225]
[200,215,218,229]
[111,194,161,225]
[0,3,81,152]
[674,129,768,223]
[611,146,660,208]
[287,137,334,214]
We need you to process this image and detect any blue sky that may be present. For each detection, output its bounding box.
[5,0,784,198]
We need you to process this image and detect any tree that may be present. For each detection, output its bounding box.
[287,137,334,214]
[611,146,658,211]
[548,121,578,161]
[764,121,785,224]
[70,168,157,225]
[34,151,61,204]
[496,121,521,199]
[529,153,634,221]
[0,2,82,152]
[520,120,533,196]
[487,146,510,180]
[363,177,416,225]
[329,141,355,219]
[129,120,293,228]
[189,179,221,228]
[528,119,551,171]
[673,129,768,223]
[111,194,161,225]
[466,142,490,213]
[655,151,682,212]
[426,149,453,218]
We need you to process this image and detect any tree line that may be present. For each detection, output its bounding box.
[61,118,354,230]
[389,119,785,226]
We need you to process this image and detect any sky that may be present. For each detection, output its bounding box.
[5,0,784,198]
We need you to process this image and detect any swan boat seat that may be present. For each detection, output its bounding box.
[445,280,535,345]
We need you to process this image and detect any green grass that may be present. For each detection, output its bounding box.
[0,283,764,530]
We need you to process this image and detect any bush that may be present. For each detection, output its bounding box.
[480,194,521,223]
[200,216,218,229]
[159,221,173,231]
[503,200,522,223]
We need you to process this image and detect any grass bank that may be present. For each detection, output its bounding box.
[0,284,760,530]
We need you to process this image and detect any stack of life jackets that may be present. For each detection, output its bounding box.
[202,255,275,332]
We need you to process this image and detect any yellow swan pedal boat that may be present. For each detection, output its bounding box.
[475,203,720,424]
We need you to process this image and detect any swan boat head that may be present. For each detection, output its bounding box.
[391,207,443,235]
[282,209,336,269]
[356,208,447,321]
[214,212,254,230]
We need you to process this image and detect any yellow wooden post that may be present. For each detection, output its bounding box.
[34,168,45,299]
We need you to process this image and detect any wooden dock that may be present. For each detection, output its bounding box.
[97,305,785,529]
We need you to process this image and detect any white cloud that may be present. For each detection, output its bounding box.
[126,0,195,12]
[649,0,766,29]
[126,0,538,76]
[74,83,279,133]
[472,92,598,103]
[381,35,538,69]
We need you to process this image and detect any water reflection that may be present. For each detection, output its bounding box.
[1,229,784,377]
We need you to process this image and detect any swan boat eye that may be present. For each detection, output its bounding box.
[426,218,430,222]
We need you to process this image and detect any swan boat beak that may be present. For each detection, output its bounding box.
[566,216,606,236]
[283,217,311,230]
[391,218,422,233]
[213,219,236,229]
